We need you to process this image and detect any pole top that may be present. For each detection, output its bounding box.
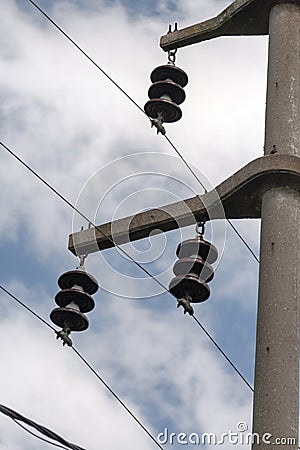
[160,0,300,50]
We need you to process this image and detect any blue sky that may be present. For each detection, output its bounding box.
[0,1,268,449]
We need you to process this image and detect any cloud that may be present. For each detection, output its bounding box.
[0,0,267,448]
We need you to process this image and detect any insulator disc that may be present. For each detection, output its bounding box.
[58,270,99,295]
[148,81,186,105]
[144,98,182,123]
[169,275,210,303]
[173,257,214,283]
[50,307,89,331]
[176,237,218,264]
[150,65,188,88]
[55,289,95,313]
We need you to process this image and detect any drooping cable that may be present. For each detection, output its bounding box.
[0,404,85,450]
[11,421,70,450]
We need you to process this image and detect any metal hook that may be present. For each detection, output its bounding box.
[78,254,87,269]
[168,48,177,65]
[196,221,206,237]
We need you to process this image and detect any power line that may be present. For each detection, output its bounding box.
[0,284,164,450]
[27,0,259,264]
[0,140,252,392]
[28,0,146,117]
[192,316,254,392]
[227,219,260,264]
[164,135,207,193]
[72,347,165,450]
[0,140,167,293]
[0,404,85,450]
[0,284,56,333]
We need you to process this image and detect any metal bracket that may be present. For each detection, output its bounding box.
[177,298,194,315]
[160,0,300,50]
[150,113,166,135]
[56,327,73,347]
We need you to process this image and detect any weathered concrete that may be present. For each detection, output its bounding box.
[68,154,300,255]
[252,4,300,449]
[160,0,300,50]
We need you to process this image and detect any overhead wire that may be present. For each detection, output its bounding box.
[0,284,56,333]
[192,315,254,392]
[16,0,256,391]
[0,285,165,450]
[28,0,259,264]
[0,10,254,439]
[0,140,167,294]
[0,140,253,392]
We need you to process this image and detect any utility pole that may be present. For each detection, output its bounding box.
[68,0,300,448]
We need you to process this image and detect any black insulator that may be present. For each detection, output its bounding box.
[150,65,188,88]
[148,81,186,105]
[144,98,182,123]
[169,274,210,303]
[176,237,218,264]
[173,257,214,283]
[50,307,89,331]
[55,289,95,313]
[57,269,99,295]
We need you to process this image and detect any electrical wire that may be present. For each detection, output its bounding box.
[0,140,167,294]
[227,219,260,264]
[0,284,56,333]
[164,135,207,193]
[2,1,255,400]
[192,316,254,392]
[27,0,259,264]
[0,404,85,450]
[71,347,165,450]
[0,285,164,450]
[28,0,146,117]
[0,140,252,392]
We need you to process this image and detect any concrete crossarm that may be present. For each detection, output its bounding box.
[160,0,300,50]
[68,154,300,255]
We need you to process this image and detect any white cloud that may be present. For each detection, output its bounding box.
[0,0,267,448]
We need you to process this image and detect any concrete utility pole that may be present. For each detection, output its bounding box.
[69,1,300,448]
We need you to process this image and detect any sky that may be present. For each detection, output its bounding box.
[0,0,269,449]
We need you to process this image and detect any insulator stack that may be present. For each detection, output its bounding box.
[169,230,218,309]
[50,268,99,333]
[144,63,188,123]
